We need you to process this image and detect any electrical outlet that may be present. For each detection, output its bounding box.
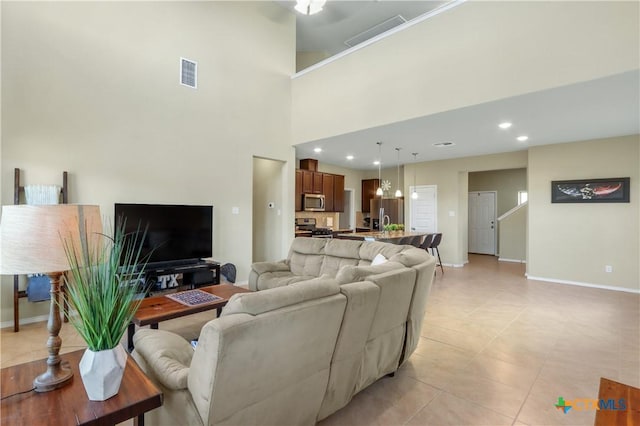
[605,265,613,273]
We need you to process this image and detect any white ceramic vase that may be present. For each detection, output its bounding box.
[79,344,128,401]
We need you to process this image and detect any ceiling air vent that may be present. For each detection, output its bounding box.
[180,57,197,89]
[344,15,407,48]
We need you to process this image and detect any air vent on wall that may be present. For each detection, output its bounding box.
[344,15,407,48]
[180,57,197,88]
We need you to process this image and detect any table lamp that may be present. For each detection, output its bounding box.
[0,204,102,392]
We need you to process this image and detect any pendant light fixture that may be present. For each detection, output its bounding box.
[394,148,402,197]
[411,153,419,200]
[376,142,383,196]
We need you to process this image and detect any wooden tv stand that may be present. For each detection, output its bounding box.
[144,261,221,295]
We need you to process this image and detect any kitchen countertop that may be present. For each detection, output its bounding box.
[295,229,353,236]
[336,230,427,242]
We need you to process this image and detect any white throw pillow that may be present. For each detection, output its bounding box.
[371,253,387,266]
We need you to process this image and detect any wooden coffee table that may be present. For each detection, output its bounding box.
[1,349,162,426]
[127,283,251,351]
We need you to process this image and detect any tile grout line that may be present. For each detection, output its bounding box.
[508,316,567,425]
[401,388,444,425]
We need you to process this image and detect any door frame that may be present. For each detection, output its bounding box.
[467,190,497,255]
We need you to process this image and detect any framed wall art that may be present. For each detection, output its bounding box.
[551,177,630,203]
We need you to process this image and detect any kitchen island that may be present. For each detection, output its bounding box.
[336,230,428,244]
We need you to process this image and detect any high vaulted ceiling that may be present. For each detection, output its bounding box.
[286,0,448,57]
[280,1,640,170]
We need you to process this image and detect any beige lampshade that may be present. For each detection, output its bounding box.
[0,204,102,275]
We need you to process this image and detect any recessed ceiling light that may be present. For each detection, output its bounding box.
[517,136,529,142]
[433,142,455,147]
[314,147,322,153]
[373,160,380,165]
[346,155,354,160]
[498,122,512,129]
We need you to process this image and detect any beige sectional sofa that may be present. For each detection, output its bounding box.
[132,237,435,425]
[251,237,435,420]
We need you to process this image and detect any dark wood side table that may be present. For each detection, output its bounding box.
[1,349,162,426]
[594,377,640,426]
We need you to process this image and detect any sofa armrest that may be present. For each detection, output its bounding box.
[251,260,290,275]
[249,260,291,291]
[133,329,194,390]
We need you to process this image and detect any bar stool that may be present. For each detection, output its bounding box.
[409,235,424,247]
[419,233,434,251]
[428,233,444,274]
[397,236,413,245]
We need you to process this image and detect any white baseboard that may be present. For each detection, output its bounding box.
[0,313,49,330]
[499,258,527,263]
[526,275,640,294]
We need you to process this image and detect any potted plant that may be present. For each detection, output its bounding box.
[62,220,150,401]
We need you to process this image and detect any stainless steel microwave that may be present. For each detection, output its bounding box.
[303,194,325,211]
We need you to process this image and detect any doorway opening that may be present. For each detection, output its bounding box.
[252,157,285,263]
[339,188,355,230]
[467,167,528,262]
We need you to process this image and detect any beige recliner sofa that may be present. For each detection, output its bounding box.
[132,280,347,426]
[132,238,435,425]
[249,237,436,420]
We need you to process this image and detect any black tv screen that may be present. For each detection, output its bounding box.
[114,203,213,268]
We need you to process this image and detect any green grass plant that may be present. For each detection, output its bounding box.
[62,220,151,352]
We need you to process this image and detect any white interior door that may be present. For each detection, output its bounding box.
[468,191,496,255]
[409,185,437,233]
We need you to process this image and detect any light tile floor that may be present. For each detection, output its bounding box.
[2,254,638,425]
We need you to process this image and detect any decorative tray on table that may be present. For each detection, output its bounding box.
[165,289,222,306]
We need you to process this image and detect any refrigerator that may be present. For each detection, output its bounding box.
[370,198,404,229]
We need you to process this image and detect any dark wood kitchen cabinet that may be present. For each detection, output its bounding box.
[301,170,313,194]
[361,179,380,213]
[312,172,323,193]
[323,174,334,212]
[295,169,345,212]
[333,174,345,212]
[295,170,303,212]
[301,170,323,194]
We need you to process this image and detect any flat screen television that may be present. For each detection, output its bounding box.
[114,203,213,269]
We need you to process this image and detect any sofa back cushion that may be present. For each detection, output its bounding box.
[288,237,328,276]
[319,239,363,277]
[222,278,340,316]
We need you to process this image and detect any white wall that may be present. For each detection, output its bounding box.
[1,2,295,323]
[498,204,527,263]
[528,135,639,291]
[292,1,639,144]
[404,136,639,293]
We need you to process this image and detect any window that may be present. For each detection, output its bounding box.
[518,191,528,205]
